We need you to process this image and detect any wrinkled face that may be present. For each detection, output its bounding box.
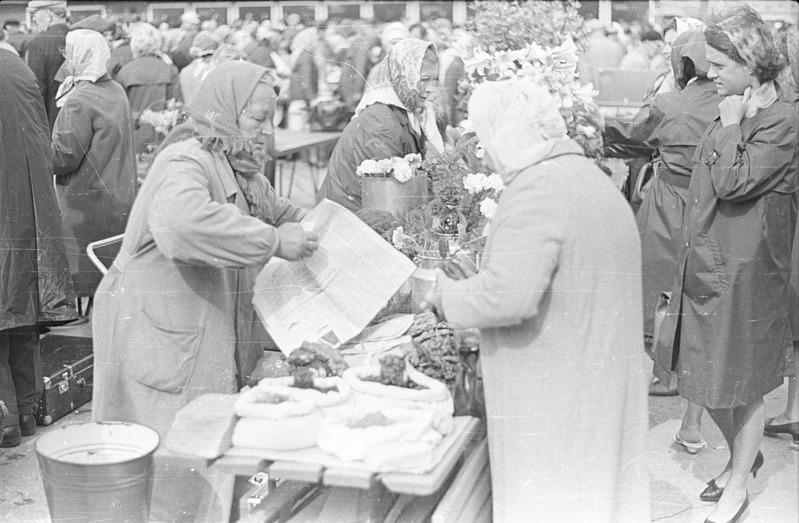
[238,83,276,146]
[706,44,754,97]
[414,55,438,110]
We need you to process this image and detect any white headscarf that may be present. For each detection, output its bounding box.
[54,29,110,108]
[468,79,568,178]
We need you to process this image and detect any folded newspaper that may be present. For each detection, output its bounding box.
[253,199,417,355]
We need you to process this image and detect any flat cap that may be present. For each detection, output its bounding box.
[27,0,67,13]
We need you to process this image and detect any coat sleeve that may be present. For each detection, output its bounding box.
[51,98,93,177]
[258,173,308,225]
[25,40,48,101]
[148,154,280,267]
[603,98,663,158]
[439,172,567,329]
[709,112,799,202]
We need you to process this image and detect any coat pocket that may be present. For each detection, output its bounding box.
[126,308,204,393]
[684,232,727,303]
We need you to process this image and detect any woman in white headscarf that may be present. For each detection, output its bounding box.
[317,38,443,211]
[426,79,651,522]
[51,28,137,299]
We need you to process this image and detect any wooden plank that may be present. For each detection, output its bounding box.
[448,465,490,523]
[430,438,489,522]
[213,454,270,476]
[380,417,483,496]
[322,464,376,490]
[286,488,332,523]
[240,481,320,523]
[474,493,493,523]
[268,461,324,484]
[382,494,415,523]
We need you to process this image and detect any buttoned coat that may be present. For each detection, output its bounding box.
[654,98,799,408]
[91,139,305,438]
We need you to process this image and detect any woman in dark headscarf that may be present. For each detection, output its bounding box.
[604,29,722,451]
[92,61,318,440]
[654,7,796,522]
[317,38,443,212]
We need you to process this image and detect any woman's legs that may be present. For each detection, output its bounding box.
[678,400,705,444]
[705,398,764,521]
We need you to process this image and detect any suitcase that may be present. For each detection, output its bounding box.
[36,334,94,426]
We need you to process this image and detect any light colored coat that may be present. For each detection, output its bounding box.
[439,140,651,522]
[92,138,305,439]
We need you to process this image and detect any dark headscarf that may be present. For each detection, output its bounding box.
[671,29,709,88]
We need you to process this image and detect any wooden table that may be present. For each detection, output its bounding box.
[202,416,485,522]
[273,130,342,199]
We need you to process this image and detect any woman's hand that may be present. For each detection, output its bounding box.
[440,254,478,281]
[719,87,751,127]
[275,223,319,261]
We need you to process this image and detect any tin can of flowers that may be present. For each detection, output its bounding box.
[361,175,429,216]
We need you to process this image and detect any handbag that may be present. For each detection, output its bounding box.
[308,99,354,132]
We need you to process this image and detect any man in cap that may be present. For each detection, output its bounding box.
[25,0,69,130]
[3,20,33,57]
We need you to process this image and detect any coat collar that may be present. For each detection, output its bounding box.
[502,138,585,185]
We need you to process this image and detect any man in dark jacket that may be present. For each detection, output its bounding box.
[25,0,69,130]
[0,51,77,447]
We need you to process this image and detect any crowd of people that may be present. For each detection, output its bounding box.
[1,1,797,522]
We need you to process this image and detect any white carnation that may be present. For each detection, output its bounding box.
[392,158,414,183]
[475,145,485,159]
[356,159,381,177]
[391,227,405,248]
[463,172,487,194]
[376,159,393,174]
[403,153,422,170]
[480,198,498,219]
[484,173,504,193]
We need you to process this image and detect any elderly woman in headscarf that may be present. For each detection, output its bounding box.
[654,7,797,522]
[51,29,137,300]
[604,29,721,451]
[653,16,706,95]
[116,22,181,154]
[317,38,442,212]
[425,79,651,522]
[92,61,318,442]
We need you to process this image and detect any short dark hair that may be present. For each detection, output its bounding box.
[640,30,663,42]
[3,19,21,29]
[705,24,783,83]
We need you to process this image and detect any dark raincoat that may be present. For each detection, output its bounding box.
[0,51,76,330]
[316,103,423,212]
[52,74,138,297]
[25,23,68,130]
[607,79,721,337]
[117,55,181,154]
[654,96,799,408]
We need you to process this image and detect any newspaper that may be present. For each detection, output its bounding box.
[253,199,417,355]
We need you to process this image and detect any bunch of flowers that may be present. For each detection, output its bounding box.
[355,154,423,183]
[139,98,186,138]
[464,36,605,159]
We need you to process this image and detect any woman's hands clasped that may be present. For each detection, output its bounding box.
[275,223,319,261]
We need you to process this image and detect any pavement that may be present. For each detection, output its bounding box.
[2,159,797,522]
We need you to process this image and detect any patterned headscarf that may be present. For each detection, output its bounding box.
[717,5,780,72]
[468,79,568,179]
[671,29,709,87]
[356,38,444,152]
[54,29,110,108]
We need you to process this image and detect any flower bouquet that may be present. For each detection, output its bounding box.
[358,154,430,216]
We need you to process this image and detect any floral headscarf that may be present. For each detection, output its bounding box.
[54,29,110,108]
[671,29,710,88]
[357,38,444,152]
[716,5,781,73]
[468,79,568,179]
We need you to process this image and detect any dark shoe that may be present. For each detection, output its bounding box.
[700,452,763,502]
[649,380,679,396]
[764,418,799,443]
[0,425,21,448]
[19,414,36,437]
[704,494,749,523]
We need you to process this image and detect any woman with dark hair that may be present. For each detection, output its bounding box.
[605,29,722,453]
[317,38,442,212]
[655,7,797,523]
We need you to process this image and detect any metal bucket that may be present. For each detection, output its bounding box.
[361,175,429,216]
[35,421,160,523]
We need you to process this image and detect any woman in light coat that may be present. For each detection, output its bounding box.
[427,80,651,522]
[654,7,797,522]
[51,29,137,298]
